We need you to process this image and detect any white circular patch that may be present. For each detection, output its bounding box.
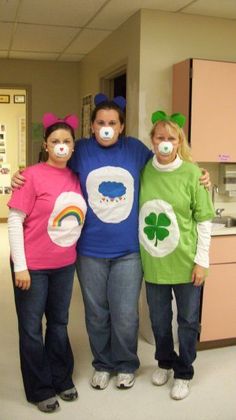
[139,199,180,257]
[86,166,134,223]
[158,141,173,155]
[54,143,69,157]
[99,126,114,141]
[48,191,87,247]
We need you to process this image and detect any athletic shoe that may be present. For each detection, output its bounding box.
[152,367,170,386]
[91,370,110,390]
[116,373,135,389]
[171,379,190,400]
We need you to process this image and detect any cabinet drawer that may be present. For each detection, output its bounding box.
[210,236,236,264]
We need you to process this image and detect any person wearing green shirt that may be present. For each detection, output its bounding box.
[139,111,215,400]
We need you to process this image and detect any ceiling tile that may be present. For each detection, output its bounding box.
[12,23,78,52]
[182,0,236,19]
[18,0,107,27]
[0,22,13,48]
[0,50,8,58]
[87,0,191,30]
[66,28,111,54]
[1,0,236,62]
[0,0,19,21]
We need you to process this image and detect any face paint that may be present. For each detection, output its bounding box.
[158,141,174,155]
[99,126,115,141]
[53,143,70,157]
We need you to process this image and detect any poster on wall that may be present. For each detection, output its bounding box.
[0,123,7,163]
[82,94,93,138]
[0,163,11,194]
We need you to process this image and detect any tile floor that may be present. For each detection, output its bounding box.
[0,223,235,420]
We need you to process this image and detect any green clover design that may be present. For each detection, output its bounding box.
[144,212,171,247]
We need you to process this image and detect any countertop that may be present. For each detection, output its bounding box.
[211,225,236,236]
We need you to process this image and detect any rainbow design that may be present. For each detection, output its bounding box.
[52,206,84,227]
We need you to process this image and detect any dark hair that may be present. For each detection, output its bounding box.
[91,101,125,125]
[44,122,75,141]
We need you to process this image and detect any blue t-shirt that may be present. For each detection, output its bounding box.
[69,136,152,258]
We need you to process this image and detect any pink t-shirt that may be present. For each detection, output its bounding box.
[8,163,87,269]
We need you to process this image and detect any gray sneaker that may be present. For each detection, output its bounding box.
[59,387,78,401]
[171,379,190,400]
[152,367,170,386]
[91,370,110,390]
[37,397,60,413]
[116,373,135,389]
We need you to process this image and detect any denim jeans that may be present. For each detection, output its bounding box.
[146,282,202,380]
[76,253,143,373]
[11,263,75,403]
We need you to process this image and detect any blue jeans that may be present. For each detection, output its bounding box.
[11,263,75,403]
[146,282,202,380]
[76,253,143,373]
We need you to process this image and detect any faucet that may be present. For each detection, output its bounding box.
[215,208,225,217]
[211,184,218,210]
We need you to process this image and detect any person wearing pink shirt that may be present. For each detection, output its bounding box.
[8,113,87,413]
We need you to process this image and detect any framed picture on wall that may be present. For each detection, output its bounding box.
[14,95,25,104]
[82,94,93,138]
[0,95,10,104]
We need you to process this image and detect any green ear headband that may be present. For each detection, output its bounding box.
[151,110,186,128]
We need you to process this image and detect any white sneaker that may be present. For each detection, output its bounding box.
[91,371,110,390]
[116,373,135,389]
[152,367,170,386]
[171,379,190,400]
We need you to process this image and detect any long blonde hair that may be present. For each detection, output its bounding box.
[150,120,192,162]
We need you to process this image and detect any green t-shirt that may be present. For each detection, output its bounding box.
[139,159,215,285]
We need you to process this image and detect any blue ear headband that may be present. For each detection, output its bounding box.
[94,93,126,111]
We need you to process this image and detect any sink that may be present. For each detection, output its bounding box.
[212,216,236,228]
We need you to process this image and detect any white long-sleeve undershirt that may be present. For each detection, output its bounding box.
[8,209,27,272]
[152,155,212,268]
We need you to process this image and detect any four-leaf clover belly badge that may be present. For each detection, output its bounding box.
[144,212,171,247]
[139,199,180,257]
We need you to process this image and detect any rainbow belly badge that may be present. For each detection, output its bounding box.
[52,205,84,227]
[48,192,87,247]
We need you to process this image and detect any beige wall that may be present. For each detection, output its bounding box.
[0,59,80,122]
[78,12,141,137]
[0,59,80,166]
[139,10,236,146]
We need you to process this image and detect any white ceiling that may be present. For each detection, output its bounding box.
[1,0,236,62]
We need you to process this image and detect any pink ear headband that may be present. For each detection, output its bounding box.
[43,113,79,130]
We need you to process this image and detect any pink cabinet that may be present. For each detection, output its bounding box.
[199,236,236,344]
[172,59,236,162]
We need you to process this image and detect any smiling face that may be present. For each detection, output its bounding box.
[151,121,181,165]
[91,109,124,147]
[44,128,74,168]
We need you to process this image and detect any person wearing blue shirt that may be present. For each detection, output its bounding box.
[69,94,152,390]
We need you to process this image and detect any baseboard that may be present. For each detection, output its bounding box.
[197,338,236,350]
